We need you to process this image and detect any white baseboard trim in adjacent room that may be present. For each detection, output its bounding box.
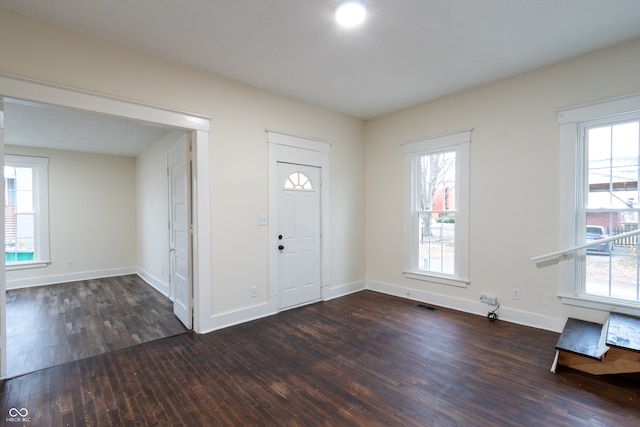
[6,266,138,290]
[366,280,565,333]
[137,268,170,298]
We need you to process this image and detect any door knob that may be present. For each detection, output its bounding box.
[278,245,284,250]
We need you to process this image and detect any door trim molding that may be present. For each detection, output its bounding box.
[267,130,330,313]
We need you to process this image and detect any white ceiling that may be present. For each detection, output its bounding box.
[3,99,175,157]
[2,0,640,154]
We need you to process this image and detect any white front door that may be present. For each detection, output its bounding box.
[277,162,321,309]
[168,135,192,329]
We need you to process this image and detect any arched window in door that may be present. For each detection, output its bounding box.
[284,172,313,191]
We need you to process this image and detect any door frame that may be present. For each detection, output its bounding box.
[0,74,211,376]
[267,130,330,313]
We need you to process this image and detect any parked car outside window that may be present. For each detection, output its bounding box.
[586,225,611,253]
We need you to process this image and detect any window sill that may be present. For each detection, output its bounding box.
[558,292,640,316]
[5,260,50,271]
[404,271,469,288]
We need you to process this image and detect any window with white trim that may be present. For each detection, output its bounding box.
[403,130,470,287]
[4,155,50,269]
[559,93,640,311]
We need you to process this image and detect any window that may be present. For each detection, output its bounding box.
[403,130,470,287]
[284,172,313,190]
[4,155,50,269]
[581,119,639,302]
[559,93,640,311]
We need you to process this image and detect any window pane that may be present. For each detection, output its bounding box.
[418,152,456,211]
[612,122,640,166]
[584,120,640,302]
[586,237,639,301]
[16,213,35,239]
[15,167,34,213]
[284,172,313,191]
[587,123,640,209]
[418,212,456,275]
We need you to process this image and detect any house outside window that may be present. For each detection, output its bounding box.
[4,155,50,269]
[403,130,470,287]
[559,93,640,312]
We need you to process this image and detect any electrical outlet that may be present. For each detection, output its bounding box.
[512,288,521,300]
[257,214,268,226]
[67,260,74,268]
[480,294,498,305]
[250,286,257,298]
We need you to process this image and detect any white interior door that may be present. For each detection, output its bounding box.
[277,162,321,309]
[168,135,192,329]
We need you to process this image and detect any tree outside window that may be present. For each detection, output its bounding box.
[418,150,456,274]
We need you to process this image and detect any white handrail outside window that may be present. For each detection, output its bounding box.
[531,229,640,263]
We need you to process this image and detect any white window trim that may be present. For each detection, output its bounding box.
[402,129,471,287]
[4,154,50,270]
[558,92,640,314]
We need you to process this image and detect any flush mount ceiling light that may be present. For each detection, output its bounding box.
[335,0,367,28]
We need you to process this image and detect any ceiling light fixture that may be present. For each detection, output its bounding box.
[335,0,367,28]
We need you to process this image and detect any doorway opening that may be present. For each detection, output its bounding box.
[0,74,210,377]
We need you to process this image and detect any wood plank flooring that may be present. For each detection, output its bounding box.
[2,290,640,426]
[5,274,187,378]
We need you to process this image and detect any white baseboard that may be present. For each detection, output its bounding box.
[199,280,367,334]
[12,272,563,335]
[6,266,138,290]
[199,302,276,335]
[366,280,565,333]
[137,267,170,298]
[198,278,566,336]
[324,280,366,300]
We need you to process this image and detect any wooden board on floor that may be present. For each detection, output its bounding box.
[555,318,604,360]
[558,347,640,375]
[607,313,640,352]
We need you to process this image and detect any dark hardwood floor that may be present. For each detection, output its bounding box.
[2,290,639,426]
[5,274,187,378]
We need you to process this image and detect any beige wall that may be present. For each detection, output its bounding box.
[0,9,366,323]
[365,38,640,330]
[4,146,137,288]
